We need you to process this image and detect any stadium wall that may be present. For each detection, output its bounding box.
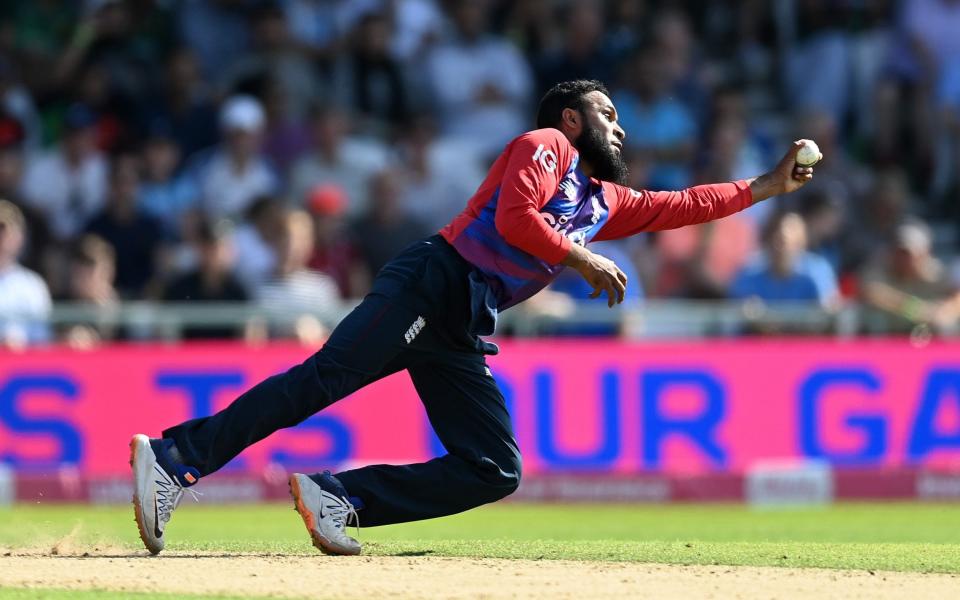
[1,340,959,503]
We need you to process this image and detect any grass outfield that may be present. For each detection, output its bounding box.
[1,502,959,574]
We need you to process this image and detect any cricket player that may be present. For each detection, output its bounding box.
[131,80,819,556]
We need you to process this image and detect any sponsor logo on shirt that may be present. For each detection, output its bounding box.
[532,144,557,172]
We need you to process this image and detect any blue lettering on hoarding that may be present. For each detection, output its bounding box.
[536,369,620,469]
[908,368,960,461]
[799,368,886,465]
[270,415,352,467]
[155,371,245,417]
[0,375,82,469]
[155,370,247,469]
[641,370,727,468]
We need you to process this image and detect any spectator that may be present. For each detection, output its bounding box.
[260,78,312,177]
[338,0,446,63]
[148,48,219,160]
[860,219,960,335]
[256,209,341,341]
[222,4,322,121]
[280,0,348,63]
[57,234,119,347]
[425,0,533,156]
[54,0,168,98]
[352,169,431,275]
[603,0,648,59]
[0,57,42,153]
[177,0,252,79]
[0,200,51,348]
[395,114,485,231]
[0,115,49,271]
[535,0,614,97]
[21,103,108,241]
[139,128,199,238]
[84,154,164,298]
[797,189,847,278]
[0,1,78,95]
[876,0,960,171]
[649,8,706,115]
[613,46,697,190]
[730,211,839,308]
[305,184,369,298]
[61,234,118,306]
[332,12,410,134]
[233,195,285,291]
[788,110,871,211]
[72,61,138,153]
[163,219,250,339]
[288,104,389,218]
[842,170,914,277]
[783,0,854,127]
[197,95,278,222]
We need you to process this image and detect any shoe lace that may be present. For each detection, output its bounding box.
[156,479,202,524]
[329,496,360,539]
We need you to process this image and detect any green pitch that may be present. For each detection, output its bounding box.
[2,502,959,574]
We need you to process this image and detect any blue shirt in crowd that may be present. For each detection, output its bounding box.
[730,252,838,306]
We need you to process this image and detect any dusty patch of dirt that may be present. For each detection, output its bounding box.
[1,552,957,599]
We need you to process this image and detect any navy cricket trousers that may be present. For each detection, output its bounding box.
[162,236,521,526]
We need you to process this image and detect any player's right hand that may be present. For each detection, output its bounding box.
[563,246,627,308]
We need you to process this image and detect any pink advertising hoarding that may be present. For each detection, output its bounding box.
[1,340,959,478]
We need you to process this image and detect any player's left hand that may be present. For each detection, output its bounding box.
[773,140,821,195]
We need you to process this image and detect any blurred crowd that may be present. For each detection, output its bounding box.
[0,0,959,346]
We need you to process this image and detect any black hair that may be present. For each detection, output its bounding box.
[535,79,610,129]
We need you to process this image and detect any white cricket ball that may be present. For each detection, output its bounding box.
[796,139,821,167]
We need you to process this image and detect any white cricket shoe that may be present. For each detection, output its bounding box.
[289,473,361,555]
[130,434,197,555]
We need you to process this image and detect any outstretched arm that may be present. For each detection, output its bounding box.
[570,141,820,307]
[595,140,821,241]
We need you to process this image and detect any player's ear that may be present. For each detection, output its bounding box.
[560,107,581,135]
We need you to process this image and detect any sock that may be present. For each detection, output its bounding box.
[150,438,200,487]
[166,441,184,464]
[309,470,363,509]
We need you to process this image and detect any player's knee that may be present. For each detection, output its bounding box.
[480,452,522,501]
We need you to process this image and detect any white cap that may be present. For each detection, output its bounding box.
[220,95,265,132]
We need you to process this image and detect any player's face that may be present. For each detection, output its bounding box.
[582,91,625,156]
[573,91,629,184]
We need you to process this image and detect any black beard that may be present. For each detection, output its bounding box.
[574,124,629,185]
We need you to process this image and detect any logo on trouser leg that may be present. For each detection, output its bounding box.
[404,316,426,344]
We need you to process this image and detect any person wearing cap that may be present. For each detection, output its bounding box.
[860,219,960,335]
[288,103,389,218]
[305,183,369,298]
[0,112,51,272]
[197,95,278,222]
[0,200,52,348]
[20,103,109,240]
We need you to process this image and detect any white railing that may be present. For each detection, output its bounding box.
[40,299,955,340]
